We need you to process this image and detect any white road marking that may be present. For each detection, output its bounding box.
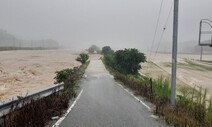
[108,74,114,78]
[117,84,152,111]
[150,114,158,119]
[52,89,84,127]
[84,74,87,78]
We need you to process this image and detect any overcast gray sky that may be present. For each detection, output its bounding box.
[0,0,212,50]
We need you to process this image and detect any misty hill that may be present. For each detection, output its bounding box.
[156,40,212,54]
[0,29,59,49]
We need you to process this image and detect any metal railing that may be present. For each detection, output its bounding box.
[0,83,64,118]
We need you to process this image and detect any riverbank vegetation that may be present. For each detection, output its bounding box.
[102,47,212,127]
[4,54,89,127]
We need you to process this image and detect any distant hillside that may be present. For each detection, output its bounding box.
[0,29,59,50]
[156,40,212,54]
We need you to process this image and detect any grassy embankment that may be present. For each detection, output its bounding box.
[4,61,89,127]
[163,59,212,71]
[102,56,212,127]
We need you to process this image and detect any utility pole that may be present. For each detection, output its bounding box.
[199,20,203,61]
[171,0,179,106]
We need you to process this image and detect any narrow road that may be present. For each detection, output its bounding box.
[58,60,166,127]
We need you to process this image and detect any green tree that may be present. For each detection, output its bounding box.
[114,48,146,74]
[103,53,116,68]
[76,53,89,64]
[102,46,114,55]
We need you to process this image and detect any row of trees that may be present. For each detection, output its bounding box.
[87,45,101,54]
[86,45,114,54]
[80,44,146,74]
[82,44,146,74]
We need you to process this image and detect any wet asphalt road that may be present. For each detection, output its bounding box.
[59,60,166,127]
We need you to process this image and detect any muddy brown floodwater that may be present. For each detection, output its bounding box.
[141,53,212,97]
[0,50,100,100]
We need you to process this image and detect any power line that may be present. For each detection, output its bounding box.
[146,0,164,75]
[153,29,165,60]
[153,2,174,60]
[148,0,164,60]
[164,2,174,30]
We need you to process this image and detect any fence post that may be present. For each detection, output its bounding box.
[149,78,153,101]
[0,117,4,127]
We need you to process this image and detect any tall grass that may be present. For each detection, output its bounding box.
[207,99,212,125]
[152,76,170,101]
[103,58,212,127]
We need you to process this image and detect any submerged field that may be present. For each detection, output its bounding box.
[141,53,212,97]
[0,50,100,100]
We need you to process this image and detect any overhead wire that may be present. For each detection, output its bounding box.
[146,0,164,75]
[148,0,164,61]
[153,2,174,60]
[145,0,174,75]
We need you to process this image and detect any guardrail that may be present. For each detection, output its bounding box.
[0,83,64,119]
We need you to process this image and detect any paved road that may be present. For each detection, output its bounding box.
[59,60,166,127]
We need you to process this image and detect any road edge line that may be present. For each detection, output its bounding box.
[117,84,152,111]
[52,89,84,127]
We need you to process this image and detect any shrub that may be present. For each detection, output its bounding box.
[54,68,75,84]
[4,62,90,127]
[76,53,89,64]
[103,53,116,68]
